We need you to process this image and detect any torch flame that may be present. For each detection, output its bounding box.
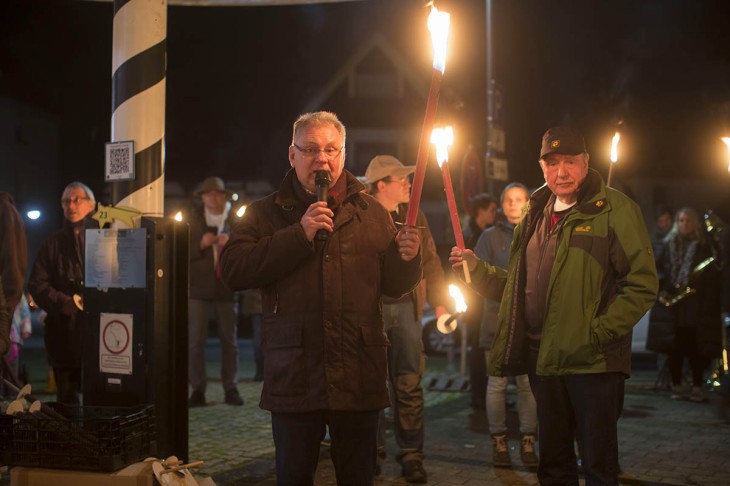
[236,205,247,218]
[428,6,450,74]
[448,284,467,313]
[610,131,620,163]
[431,126,454,168]
[722,137,730,173]
[174,211,183,222]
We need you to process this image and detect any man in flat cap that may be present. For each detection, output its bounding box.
[450,126,658,485]
[364,155,448,483]
[187,176,243,407]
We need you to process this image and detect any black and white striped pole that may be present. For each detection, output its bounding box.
[110,0,167,221]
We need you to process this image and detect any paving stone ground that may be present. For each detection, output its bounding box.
[3,338,730,485]
[188,342,730,486]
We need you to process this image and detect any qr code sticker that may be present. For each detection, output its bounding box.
[105,140,134,181]
[110,145,130,175]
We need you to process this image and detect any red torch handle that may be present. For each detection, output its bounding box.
[442,161,471,283]
[405,69,443,226]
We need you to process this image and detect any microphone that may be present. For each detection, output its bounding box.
[315,170,331,241]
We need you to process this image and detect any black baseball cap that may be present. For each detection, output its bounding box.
[540,126,587,159]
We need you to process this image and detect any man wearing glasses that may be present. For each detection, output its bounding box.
[29,182,96,405]
[220,112,422,485]
[364,155,448,483]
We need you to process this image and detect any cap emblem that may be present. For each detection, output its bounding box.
[551,140,560,148]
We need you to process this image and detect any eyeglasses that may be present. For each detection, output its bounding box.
[61,196,90,207]
[292,143,343,159]
[385,176,410,186]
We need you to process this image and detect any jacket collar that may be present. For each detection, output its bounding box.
[275,169,366,210]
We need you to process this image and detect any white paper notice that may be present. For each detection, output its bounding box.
[85,228,146,289]
[99,312,133,375]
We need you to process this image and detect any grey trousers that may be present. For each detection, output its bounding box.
[188,298,238,393]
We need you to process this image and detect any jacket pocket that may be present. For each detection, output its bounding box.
[264,322,307,397]
[358,326,389,395]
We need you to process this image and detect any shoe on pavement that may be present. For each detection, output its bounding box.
[224,388,244,406]
[188,390,206,407]
[492,434,512,467]
[520,434,539,468]
[670,385,684,399]
[689,386,704,402]
[402,460,427,483]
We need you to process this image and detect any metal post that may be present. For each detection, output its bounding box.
[485,0,494,196]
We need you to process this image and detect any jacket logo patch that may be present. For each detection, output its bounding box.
[596,200,604,207]
[575,225,591,233]
[551,140,560,148]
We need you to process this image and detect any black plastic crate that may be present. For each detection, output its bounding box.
[0,403,156,472]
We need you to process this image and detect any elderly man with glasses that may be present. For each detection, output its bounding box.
[29,181,96,405]
[220,112,423,485]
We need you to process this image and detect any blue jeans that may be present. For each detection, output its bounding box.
[484,351,537,435]
[377,301,425,464]
[271,409,379,486]
[528,350,624,485]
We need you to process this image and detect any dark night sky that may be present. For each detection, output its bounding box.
[2,0,730,203]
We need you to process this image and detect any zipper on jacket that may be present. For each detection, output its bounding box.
[273,285,279,314]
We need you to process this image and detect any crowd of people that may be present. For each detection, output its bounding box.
[2,112,729,486]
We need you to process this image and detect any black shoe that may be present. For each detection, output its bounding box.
[402,461,427,483]
[188,391,206,407]
[224,388,244,406]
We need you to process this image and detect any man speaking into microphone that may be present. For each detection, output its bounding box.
[220,111,422,485]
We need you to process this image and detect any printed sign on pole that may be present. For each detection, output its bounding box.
[99,312,134,375]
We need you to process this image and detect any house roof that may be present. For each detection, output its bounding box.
[303,32,431,113]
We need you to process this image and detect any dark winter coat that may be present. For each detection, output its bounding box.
[29,218,90,368]
[0,192,27,313]
[392,203,448,322]
[220,170,422,413]
[186,201,239,301]
[0,277,9,356]
[655,236,722,359]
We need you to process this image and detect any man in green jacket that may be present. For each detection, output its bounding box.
[450,126,658,485]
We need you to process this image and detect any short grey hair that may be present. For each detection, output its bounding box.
[63,181,96,206]
[291,111,346,148]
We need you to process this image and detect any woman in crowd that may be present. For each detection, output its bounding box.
[658,207,722,401]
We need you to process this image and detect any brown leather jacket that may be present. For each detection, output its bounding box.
[220,170,422,413]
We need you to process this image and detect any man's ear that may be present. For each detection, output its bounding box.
[288,146,296,167]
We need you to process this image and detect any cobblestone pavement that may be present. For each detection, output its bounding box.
[3,339,730,485]
[188,344,730,486]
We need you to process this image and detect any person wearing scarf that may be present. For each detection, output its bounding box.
[659,207,723,402]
